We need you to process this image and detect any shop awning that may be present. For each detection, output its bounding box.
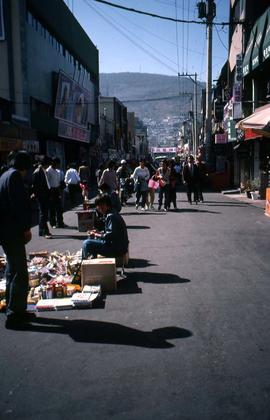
[251,9,269,70]
[242,22,258,76]
[236,104,270,138]
[263,8,270,61]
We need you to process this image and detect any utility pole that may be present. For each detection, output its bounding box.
[205,0,216,168]
[179,73,198,156]
[197,1,216,166]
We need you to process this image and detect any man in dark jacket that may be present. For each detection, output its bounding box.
[32,156,52,238]
[182,155,199,204]
[0,151,32,329]
[82,194,129,259]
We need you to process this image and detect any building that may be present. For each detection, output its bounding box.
[0,0,99,169]
[134,117,148,160]
[212,1,270,195]
[99,96,128,161]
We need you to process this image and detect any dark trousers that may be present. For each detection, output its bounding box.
[158,185,170,209]
[186,182,199,203]
[68,184,79,206]
[38,197,50,235]
[1,239,29,318]
[49,188,63,227]
[82,238,114,259]
[169,186,177,208]
[136,190,147,208]
[197,181,204,202]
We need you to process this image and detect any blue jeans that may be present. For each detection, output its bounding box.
[1,239,29,318]
[82,238,114,259]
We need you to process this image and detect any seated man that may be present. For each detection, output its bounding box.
[99,182,122,213]
[82,193,129,259]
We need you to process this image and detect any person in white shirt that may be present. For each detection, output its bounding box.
[131,159,150,210]
[65,163,81,206]
[46,157,65,228]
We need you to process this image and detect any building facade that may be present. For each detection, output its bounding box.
[0,0,99,169]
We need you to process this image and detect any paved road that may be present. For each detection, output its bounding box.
[1,192,270,420]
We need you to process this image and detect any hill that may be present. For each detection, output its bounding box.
[99,72,204,122]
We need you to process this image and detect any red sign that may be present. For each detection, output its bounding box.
[58,120,90,143]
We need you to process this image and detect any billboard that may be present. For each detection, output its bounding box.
[151,147,177,153]
[54,72,95,141]
[0,0,5,41]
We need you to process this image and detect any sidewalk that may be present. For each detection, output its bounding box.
[224,193,266,210]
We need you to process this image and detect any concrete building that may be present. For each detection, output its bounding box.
[99,96,128,161]
[0,0,99,168]
[134,117,148,160]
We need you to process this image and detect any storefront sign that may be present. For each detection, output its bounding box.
[151,147,177,153]
[0,137,22,151]
[0,0,5,41]
[22,140,40,153]
[227,119,237,142]
[58,120,90,143]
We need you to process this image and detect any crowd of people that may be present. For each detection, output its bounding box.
[0,150,207,329]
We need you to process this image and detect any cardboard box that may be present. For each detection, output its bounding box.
[81,258,116,292]
[76,210,96,232]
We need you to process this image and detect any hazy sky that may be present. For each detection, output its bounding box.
[65,0,229,83]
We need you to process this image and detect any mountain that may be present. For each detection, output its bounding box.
[99,72,204,121]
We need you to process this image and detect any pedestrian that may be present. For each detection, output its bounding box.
[82,193,129,259]
[99,161,118,192]
[116,159,130,205]
[182,155,199,204]
[148,170,160,210]
[95,163,103,185]
[31,155,52,238]
[168,160,178,210]
[65,162,81,206]
[131,159,150,211]
[196,155,207,203]
[0,151,33,329]
[79,160,90,200]
[157,160,170,211]
[46,157,66,228]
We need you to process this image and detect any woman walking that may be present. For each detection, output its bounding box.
[157,160,170,211]
[131,159,150,211]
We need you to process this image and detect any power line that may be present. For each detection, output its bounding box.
[84,0,178,74]
[91,0,242,26]
[214,25,228,51]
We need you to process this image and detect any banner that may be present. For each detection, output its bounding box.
[58,120,90,143]
[151,147,177,153]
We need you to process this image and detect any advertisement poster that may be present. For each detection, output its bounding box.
[54,71,95,135]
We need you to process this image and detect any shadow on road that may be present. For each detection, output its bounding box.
[128,258,157,268]
[122,212,166,216]
[126,225,151,229]
[127,271,190,284]
[50,235,84,240]
[23,318,192,348]
[173,208,221,214]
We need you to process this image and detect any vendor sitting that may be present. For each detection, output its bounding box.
[99,182,121,213]
[82,193,129,259]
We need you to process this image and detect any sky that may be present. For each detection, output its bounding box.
[65,0,229,84]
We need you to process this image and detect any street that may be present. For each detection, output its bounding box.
[1,192,270,420]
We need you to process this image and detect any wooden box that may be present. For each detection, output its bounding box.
[81,258,116,292]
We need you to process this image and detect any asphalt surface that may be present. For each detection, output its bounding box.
[1,192,270,420]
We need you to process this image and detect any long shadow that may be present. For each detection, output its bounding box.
[204,204,247,207]
[127,272,190,284]
[175,208,221,214]
[25,318,192,348]
[126,225,151,230]
[128,258,157,269]
[123,212,166,216]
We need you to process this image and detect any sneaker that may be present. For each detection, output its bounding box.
[44,234,52,239]
[140,207,145,211]
[51,225,57,229]
[163,208,168,212]
[135,204,139,210]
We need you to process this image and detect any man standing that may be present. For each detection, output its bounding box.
[99,161,118,192]
[0,151,32,329]
[182,155,199,204]
[46,157,65,228]
[32,156,52,238]
[65,162,81,206]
